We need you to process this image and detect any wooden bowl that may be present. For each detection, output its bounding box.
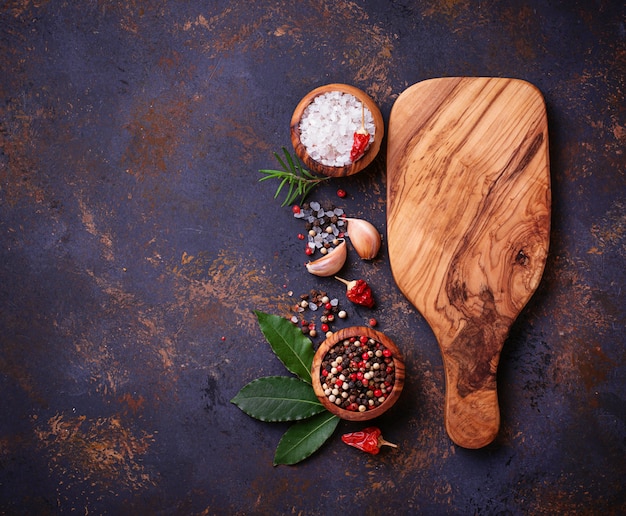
[311,327,405,421]
[290,84,384,177]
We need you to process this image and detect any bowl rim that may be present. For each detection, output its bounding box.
[311,326,405,421]
[290,83,385,178]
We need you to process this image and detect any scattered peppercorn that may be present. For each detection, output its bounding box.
[289,289,346,341]
[293,201,346,258]
[369,318,377,327]
[337,188,347,198]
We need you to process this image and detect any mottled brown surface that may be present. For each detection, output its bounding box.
[1,1,624,514]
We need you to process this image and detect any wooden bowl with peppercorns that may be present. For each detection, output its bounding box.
[290,84,384,178]
[311,326,405,421]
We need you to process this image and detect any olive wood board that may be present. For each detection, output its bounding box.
[386,77,551,449]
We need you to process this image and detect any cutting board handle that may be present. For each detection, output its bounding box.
[445,386,500,450]
[439,323,506,449]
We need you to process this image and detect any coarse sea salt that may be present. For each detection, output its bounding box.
[299,91,375,167]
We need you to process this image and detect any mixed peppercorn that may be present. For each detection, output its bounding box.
[320,335,395,412]
[289,289,347,339]
[293,201,346,257]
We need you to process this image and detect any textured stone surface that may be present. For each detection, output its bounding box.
[1,1,624,514]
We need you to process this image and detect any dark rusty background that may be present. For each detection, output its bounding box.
[1,1,624,514]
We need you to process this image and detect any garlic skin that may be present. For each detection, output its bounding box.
[345,218,381,260]
[306,240,347,276]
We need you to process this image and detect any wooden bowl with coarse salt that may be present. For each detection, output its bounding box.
[290,84,384,177]
[311,326,405,421]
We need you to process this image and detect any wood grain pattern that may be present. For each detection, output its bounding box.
[387,77,551,448]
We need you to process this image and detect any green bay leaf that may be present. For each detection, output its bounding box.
[230,376,324,422]
[254,310,314,383]
[273,411,340,466]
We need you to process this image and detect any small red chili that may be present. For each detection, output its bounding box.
[349,103,371,162]
[335,277,375,308]
[341,427,398,455]
[350,131,370,162]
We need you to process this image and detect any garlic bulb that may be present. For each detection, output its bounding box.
[345,218,381,260]
[306,240,347,276]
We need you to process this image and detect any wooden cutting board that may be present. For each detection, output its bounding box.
[387,77,551,448]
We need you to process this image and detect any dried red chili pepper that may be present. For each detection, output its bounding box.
[350,131,370,162]
[349,103,370,162]
[335,277,375,308]
[341,427,397,455]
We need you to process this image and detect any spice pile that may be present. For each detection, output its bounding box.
[289,289,347,339]
[320,335,396,413]
[293,201,346,257]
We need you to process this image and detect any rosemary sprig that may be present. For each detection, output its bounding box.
[259,147,329,207]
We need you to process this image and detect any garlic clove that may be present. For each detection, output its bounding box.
[305,240,347,276]
[345,218,381,260]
